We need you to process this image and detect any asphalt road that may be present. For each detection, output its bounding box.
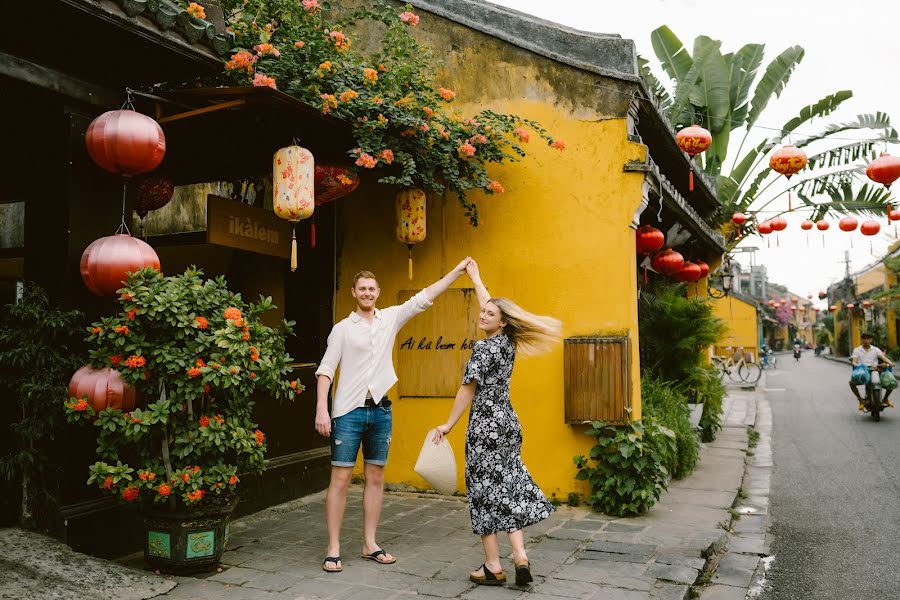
[761,353,900,599]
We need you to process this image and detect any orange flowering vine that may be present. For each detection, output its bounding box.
[121,486,140,502]
[187,367,202,378]
[67,398,89,411]
[124,355,146,369]
[199,415,210,428]
[255,430,265,446]
[194,316,208,329]
[157,484,171,497]
[186,2,205,19]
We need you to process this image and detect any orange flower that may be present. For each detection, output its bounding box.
[320,93,338,114]
[121,486,139,502]
[91,327,103,334]
[303,0,319,13]
[223,307,243,325]
[124,355,146,369]
[377,63,388,72]
[249,372,256,379]
[225,50,257,73]
[438,87,456,101]
[120,292,134,301]
[67,398,89,411]
[355,153,377,169]
[181,472,191,483]
[423,107,434,117]
[139,470,155,481]
[329,31,350,51]
[148,472,156,481]
[399,11,420,25]
[514,128,531,143]
[196,358,206,367]
[115,326,129,335]
[230,367,238,374]
[487,180,505,195]
[253,73,277,89]
[253,43,281,58]
[457,142,476,158]
[157,484,171,497]
[363,68,378,83]
[241,332,250,341]
[187,367,202,378]
[318,60,333,72]
[199,416,210,427]
[255,430,265,446]
[401,128,416,138]
[211,363,220,370]
[339,89,359,103]
[551,140,567,151]
[104,476,113,490]
[110,355,122,365]
[194,316,208,329]
[186,2,206,19]
[213,414,225,424]
[228,475,239,485]
[294,40,305,49]
[192,466,201,473]
[186,489,205,502]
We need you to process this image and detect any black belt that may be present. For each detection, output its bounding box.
[364,396,391,407]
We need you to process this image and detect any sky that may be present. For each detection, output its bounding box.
[487,0,900,307]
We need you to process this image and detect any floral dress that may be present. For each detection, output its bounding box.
[462,333,554,535]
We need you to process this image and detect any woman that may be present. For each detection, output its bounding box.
[433,260,561,587]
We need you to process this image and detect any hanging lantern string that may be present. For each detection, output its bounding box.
[656,195,663,222]
[121,88,136,111]
[589,81,900,145]
[115,182,132,236]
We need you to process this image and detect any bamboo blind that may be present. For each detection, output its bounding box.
[564,336,630,424]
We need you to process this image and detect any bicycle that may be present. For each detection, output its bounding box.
[712,347,761,384]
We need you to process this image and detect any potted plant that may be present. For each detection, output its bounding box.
[64,267,302,572]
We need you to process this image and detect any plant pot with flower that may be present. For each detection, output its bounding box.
[64,267,303,573]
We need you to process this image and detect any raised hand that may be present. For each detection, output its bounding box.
[454,256,472,274]
[466,259,480,280]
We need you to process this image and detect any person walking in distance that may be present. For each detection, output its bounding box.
[314,258,472,573]
[432,260,561,587]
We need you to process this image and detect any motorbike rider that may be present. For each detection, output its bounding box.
[849,332,895,411]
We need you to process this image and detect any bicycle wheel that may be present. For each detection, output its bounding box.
[725,365,742,383]
[739,363,762,383]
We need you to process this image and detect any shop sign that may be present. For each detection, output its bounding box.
[207,195,291,258]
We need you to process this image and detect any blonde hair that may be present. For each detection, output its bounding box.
[490,297,562,356]
[353,270,378,287]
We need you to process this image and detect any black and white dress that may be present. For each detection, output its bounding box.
[462,333,554,536]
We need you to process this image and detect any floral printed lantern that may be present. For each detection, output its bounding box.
[310,165,360,249]
[68,365,137,416]
[273,145,315,271]
[80,234,160,297]
[85,109,166,177]
[396,188,426,280]
[675,125,712,191]
[770,145,807,212]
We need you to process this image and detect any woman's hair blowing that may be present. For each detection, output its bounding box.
[490,297,562,356]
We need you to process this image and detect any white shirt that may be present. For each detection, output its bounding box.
[315,290,433,419]
[852,345,885,367]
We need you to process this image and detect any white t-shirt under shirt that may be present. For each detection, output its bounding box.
[851,345,885,367]
[315,290,433,419]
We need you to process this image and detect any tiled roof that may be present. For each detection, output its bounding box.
[105,0,235,56]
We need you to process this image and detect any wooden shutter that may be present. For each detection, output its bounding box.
[564,336,631,424]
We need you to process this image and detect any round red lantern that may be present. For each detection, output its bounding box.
[818,291,827,299]
[731,213,747,225]
[675,125,712,191]
[791,297,799,304]
[80,234,160,297]
[860,220,881,236]
[866,153,900,189]
[781,299,788,305]
[695,261,710,279]
[133,174,175,219]
[816,220,830,231]
[790,305,797,312]
[68,365,137,415]
[653,249,684,276]
[889,209,900,222]
[770,217,788,231]
[800,220,814,230]
[673,261,702,282]
[839,216,858,232]
[314,165,360,206]
[863,299,872,308]
[829,305,837,312]
[85,109,166,177]
[847,303,855,310]
[770,145,807,211]
[768,300,776,307]
[757,221,773,235]
[636,225,665,256]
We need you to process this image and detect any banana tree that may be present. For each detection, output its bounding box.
[643,26,897,244]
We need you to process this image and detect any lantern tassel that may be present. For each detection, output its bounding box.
[407,244,414,281]
[788,190,792,212]
[310,219,316,249]
[290,227,298,272]
[689,168,694,192]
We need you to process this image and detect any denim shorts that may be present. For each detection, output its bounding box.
[331,401,392,467]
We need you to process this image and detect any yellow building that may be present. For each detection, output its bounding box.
[828,251,899,356]
[711,293,760,362]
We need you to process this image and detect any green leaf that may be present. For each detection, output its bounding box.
[686,36,730,133]
[728,43,765,126]
[772,90,853,146]
[746,45,804,127]
[650,25,693,88]
[796,112,894,149]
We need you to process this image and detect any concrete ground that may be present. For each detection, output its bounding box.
[0,389,766,600]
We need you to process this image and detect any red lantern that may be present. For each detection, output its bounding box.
[85,109,166,177]
[829,305,837,312]
[68,366,137,416]
[800,220,814,230]
[770,145,807,211]
[732,213,747,225]
[860,220,881,236]
[839,216,858,232]
[816,220,830,231]
[758,221,773,235]
[770,217,788,231]
[314,165,360,206]
[768,300,776,307]
[791,297,799,304]
[673,261,702,282]
[636,225,665,255]
[695,261,710,279]
[133,174,175,219]
[675,125,712,191]
[818,291,827,299]
[807,294,813,299]
[889,209,900,221]
[847,303,855,310]
[863,299,872,308]
[866,153,900,189]
[780,299,788,305]
[653,249,685,276]
[80,234,160,297]
[790,305,797,312]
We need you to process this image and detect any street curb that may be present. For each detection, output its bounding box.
[821,354,850,365]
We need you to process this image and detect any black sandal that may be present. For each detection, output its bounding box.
[322,556,342,573]
[469,564,506,586]
[515,561,533,586]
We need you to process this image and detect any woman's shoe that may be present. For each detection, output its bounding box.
[469,564,506,586]
[514,561,533,586]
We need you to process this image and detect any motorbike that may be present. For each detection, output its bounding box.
[793,344,802,362]
[863,367,885,421]
[814,344,823,357]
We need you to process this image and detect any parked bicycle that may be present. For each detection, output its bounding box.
[711,346,762,384]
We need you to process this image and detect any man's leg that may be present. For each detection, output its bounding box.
[361,403,394,562]
[362,462,392,559]
[850,381,865,410]
[883,389,894,407]
[325,466,354,569]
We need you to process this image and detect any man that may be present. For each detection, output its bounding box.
[314,258,471,573]
[849,332,895,411]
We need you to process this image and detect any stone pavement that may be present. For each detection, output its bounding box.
[0,389,767,600]
[151,391,762,600]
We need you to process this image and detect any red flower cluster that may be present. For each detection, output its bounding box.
[255,430,265,446]
[124,355,146,369]
[115,326,129,335]
[199,415,210,428]
[67,398,89,411]
[186,489,205,502]
[194,316,209,329]
[126,309,137,321]
[213,414,225,425]
[181,472,191,483]
[104,476,113,490]
[139,470,156,481]
[187,367,202,378]
[91,327,103,334]
[223,307,243,326]
[110,355,122,365]
[229,475,239,485]
[157,483,171,497]
[121,486,139,502]
[120,292,134,301]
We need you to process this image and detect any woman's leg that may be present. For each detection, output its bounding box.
[471,533,503,576]
[507,529,528,564]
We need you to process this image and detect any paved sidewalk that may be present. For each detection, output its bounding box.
[152,394,757,600]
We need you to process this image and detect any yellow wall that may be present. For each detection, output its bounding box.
[712,296,759,361]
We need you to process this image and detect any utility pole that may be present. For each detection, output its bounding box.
[844,251,852,279]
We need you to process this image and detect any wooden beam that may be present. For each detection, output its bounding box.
[0,51,119,108]
[157,99,247,124]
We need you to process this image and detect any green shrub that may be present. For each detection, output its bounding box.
[574,419,675,517]
[641,376,699,479]
[680,365,726,442]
